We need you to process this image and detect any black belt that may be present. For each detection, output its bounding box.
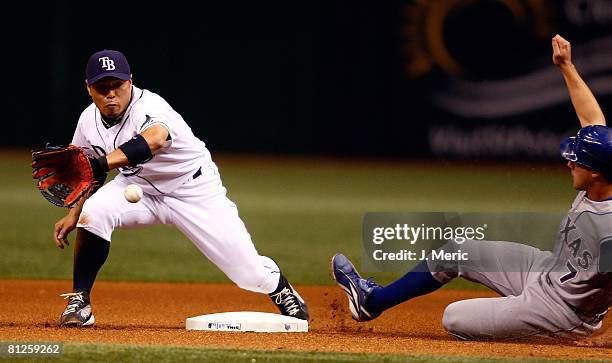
[193,167,202,179]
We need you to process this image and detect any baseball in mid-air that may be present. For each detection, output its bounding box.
[124,184,143,203]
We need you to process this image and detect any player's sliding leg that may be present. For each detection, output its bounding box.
[441,288,593,340]
[59,228,109,327]
[435,240,595,340]
[332,254,442,321]
[428,240,554,297]
[363,259,443,315]
[333,240,553,324]
[333,240,587,340]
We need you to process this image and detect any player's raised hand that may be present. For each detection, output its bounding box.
[552,34,572,66]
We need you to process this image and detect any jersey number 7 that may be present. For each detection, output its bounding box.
[559,261,577,283]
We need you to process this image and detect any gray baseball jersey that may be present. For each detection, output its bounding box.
[428,191,611,340]
[545,191,612,322]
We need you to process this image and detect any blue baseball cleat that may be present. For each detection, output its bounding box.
[331,253,381,322]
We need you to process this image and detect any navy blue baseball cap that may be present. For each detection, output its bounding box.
[560,125,612,173]
[86,50,131,85]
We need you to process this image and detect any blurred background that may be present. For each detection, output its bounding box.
[7,0,612,159]
[3,0,612,284]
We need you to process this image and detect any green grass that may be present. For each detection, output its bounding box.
[1,151,575,287]
[0,154,595,363]
[2,343,605,363]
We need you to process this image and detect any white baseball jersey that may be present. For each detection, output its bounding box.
[73,85,281,295]
[72,85,211,195]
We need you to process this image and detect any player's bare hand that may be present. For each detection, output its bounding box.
[53,214,79,249]
[552,34,572,66]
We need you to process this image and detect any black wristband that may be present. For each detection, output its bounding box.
[118,134,153,166]
[89,156,110,177]
[98,156,110,172]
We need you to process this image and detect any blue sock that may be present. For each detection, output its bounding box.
[365,260,443,313]
[73,228,110,294]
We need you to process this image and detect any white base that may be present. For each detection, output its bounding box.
[186,311,308,333]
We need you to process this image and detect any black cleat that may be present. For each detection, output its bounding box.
[269,274,310,321]
[59,290,95,327]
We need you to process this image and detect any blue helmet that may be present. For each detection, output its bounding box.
[560,125,612,175]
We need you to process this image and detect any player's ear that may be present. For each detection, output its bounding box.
[591,170,605,181]
[597,171,612,183]
[85,81,92,97]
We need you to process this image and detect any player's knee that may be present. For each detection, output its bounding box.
[81,193,110,218]
[442,302,470,340]
[442,303,460,332]
[79,196,116,241]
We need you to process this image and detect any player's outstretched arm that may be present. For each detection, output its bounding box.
[52,124,169,249]
[104,124,170,169]
[552,34,606,127]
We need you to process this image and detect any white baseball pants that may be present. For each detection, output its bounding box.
[77,164,280,294]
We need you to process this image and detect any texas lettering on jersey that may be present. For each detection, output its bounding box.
[557,215,595,283]
[547,191,612,319]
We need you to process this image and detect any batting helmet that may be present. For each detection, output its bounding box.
[560,125,612,176]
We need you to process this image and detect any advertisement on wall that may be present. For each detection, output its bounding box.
[398,0,612,159]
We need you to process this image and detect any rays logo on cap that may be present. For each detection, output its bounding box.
[99,56,116,71]
[86,49,131,84]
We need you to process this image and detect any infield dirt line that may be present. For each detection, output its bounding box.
[0,279,609,360]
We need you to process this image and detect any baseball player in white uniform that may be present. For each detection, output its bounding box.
[54,49,309,326]
[331,35,611,345]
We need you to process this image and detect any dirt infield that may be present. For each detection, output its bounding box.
[0,279,609,360]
